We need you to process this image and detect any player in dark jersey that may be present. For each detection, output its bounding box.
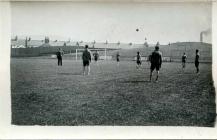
[93,50,99,64]
[82,45,92,75]
[136,52,142,69]
[116,52,120,66]
[56,48,64,66]
[182,52,187,71]
[150,45,162,82]
[195,49,200,73]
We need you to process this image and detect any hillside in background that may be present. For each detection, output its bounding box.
[108,42,212,62]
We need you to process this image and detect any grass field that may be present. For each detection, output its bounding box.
[11,58,216,126]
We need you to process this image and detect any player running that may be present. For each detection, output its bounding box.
[82,45,92,75]
[136,51,142,69]
[195,49,200,73]
[116,52,120,66]
[56,48,64,66]
[93,50,99,64]
[182,52,187,72]
[150,45,162,82]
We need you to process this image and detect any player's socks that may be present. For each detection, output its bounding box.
[155,76,158,81]
[149,75,152,81]
[88,67,90,75]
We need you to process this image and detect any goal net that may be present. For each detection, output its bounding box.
[74,48,111,61]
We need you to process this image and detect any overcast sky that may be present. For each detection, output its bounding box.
[11,2,212,44]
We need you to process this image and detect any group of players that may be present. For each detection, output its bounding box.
[56,44,200,82]
[180,50,200,73]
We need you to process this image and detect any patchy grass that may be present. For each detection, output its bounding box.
[11,58,216,126]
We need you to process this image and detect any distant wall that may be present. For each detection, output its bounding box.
[11,43,212,63]
[11,46,83,57]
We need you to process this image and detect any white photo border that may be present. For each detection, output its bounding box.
[0,0,216,139]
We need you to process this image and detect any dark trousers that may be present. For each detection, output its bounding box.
[195,61,199,73]
[58,58,62,66]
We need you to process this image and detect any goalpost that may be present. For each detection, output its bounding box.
[75,48,108,61]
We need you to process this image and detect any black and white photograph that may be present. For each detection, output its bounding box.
[9,1,216,127]
[1,0,217,139]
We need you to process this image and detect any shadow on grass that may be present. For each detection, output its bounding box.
[58,72,82,76]
[177,72,195,75]
[121,80,150,83]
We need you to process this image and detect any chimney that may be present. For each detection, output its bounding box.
[200,32,203,42]
[25,37,28,48]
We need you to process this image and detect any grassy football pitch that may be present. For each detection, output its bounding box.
[11,58,216,126]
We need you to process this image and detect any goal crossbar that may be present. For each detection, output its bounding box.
[75,48,107,61]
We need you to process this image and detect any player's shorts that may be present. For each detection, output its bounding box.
[94,57,98,61]
[137,60,141,65]
[151,63,160,71]
[182,60,186,63]
[57,56,62,60]
[195,61,199,67]
[83,61,90,66]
